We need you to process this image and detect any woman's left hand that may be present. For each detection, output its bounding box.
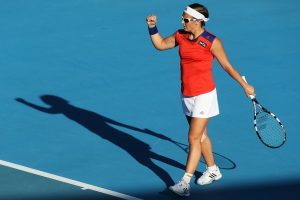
[244,84,256,97]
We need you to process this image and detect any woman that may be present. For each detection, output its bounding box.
[146,3,255,197]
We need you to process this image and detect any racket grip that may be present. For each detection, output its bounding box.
[242,76,255,99]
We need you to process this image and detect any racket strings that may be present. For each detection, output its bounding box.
[255,110,285,147]
[254,103,264,113]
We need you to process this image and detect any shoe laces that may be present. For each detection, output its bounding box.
[178,179,186,185]
[177,180,189,188]
[203,168,216,177]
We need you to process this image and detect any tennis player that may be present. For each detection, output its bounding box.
[146,3,255,197]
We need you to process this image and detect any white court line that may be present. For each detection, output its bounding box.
[0,160,142,200]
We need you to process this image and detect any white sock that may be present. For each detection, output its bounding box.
[182,172,193,184]
[207,164,217,171]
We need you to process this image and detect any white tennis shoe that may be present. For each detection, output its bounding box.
[197,166,222,185]
[169,179,190,197]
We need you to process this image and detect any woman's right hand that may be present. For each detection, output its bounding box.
[146,15,157,28]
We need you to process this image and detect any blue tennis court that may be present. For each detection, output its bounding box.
[1,0,299,199]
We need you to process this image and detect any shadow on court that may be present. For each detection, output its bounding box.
[15,95,238,199]
[4,179,299,200]
[15,95,193,188]
[136,179,300,200]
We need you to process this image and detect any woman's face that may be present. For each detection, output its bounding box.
[181,12,200,32]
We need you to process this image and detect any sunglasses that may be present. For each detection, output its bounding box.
[181,17,198,23]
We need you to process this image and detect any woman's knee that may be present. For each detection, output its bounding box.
[188,118,209,145]
[200,129,208,143]
[188,132,202,145]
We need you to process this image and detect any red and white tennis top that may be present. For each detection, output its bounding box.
[175,29,216,96]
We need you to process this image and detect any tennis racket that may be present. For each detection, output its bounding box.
[242,76,286,148]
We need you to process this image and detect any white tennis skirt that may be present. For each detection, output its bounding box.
[181,88,220,118]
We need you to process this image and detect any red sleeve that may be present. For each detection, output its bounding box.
[175,29,186,46]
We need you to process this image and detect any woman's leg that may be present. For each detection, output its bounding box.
[169,116,208,196]
[185,117,209,174]
[200,129,215,167]
[186,116,215,168]
[185,116,222,186]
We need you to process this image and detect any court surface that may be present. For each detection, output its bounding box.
[0,0,299,199]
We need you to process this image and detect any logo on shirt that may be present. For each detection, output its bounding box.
[199,40,207,48]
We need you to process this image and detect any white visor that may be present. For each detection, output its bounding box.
[184,6,209,22]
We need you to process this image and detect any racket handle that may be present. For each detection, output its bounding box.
[242,76,255,99]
